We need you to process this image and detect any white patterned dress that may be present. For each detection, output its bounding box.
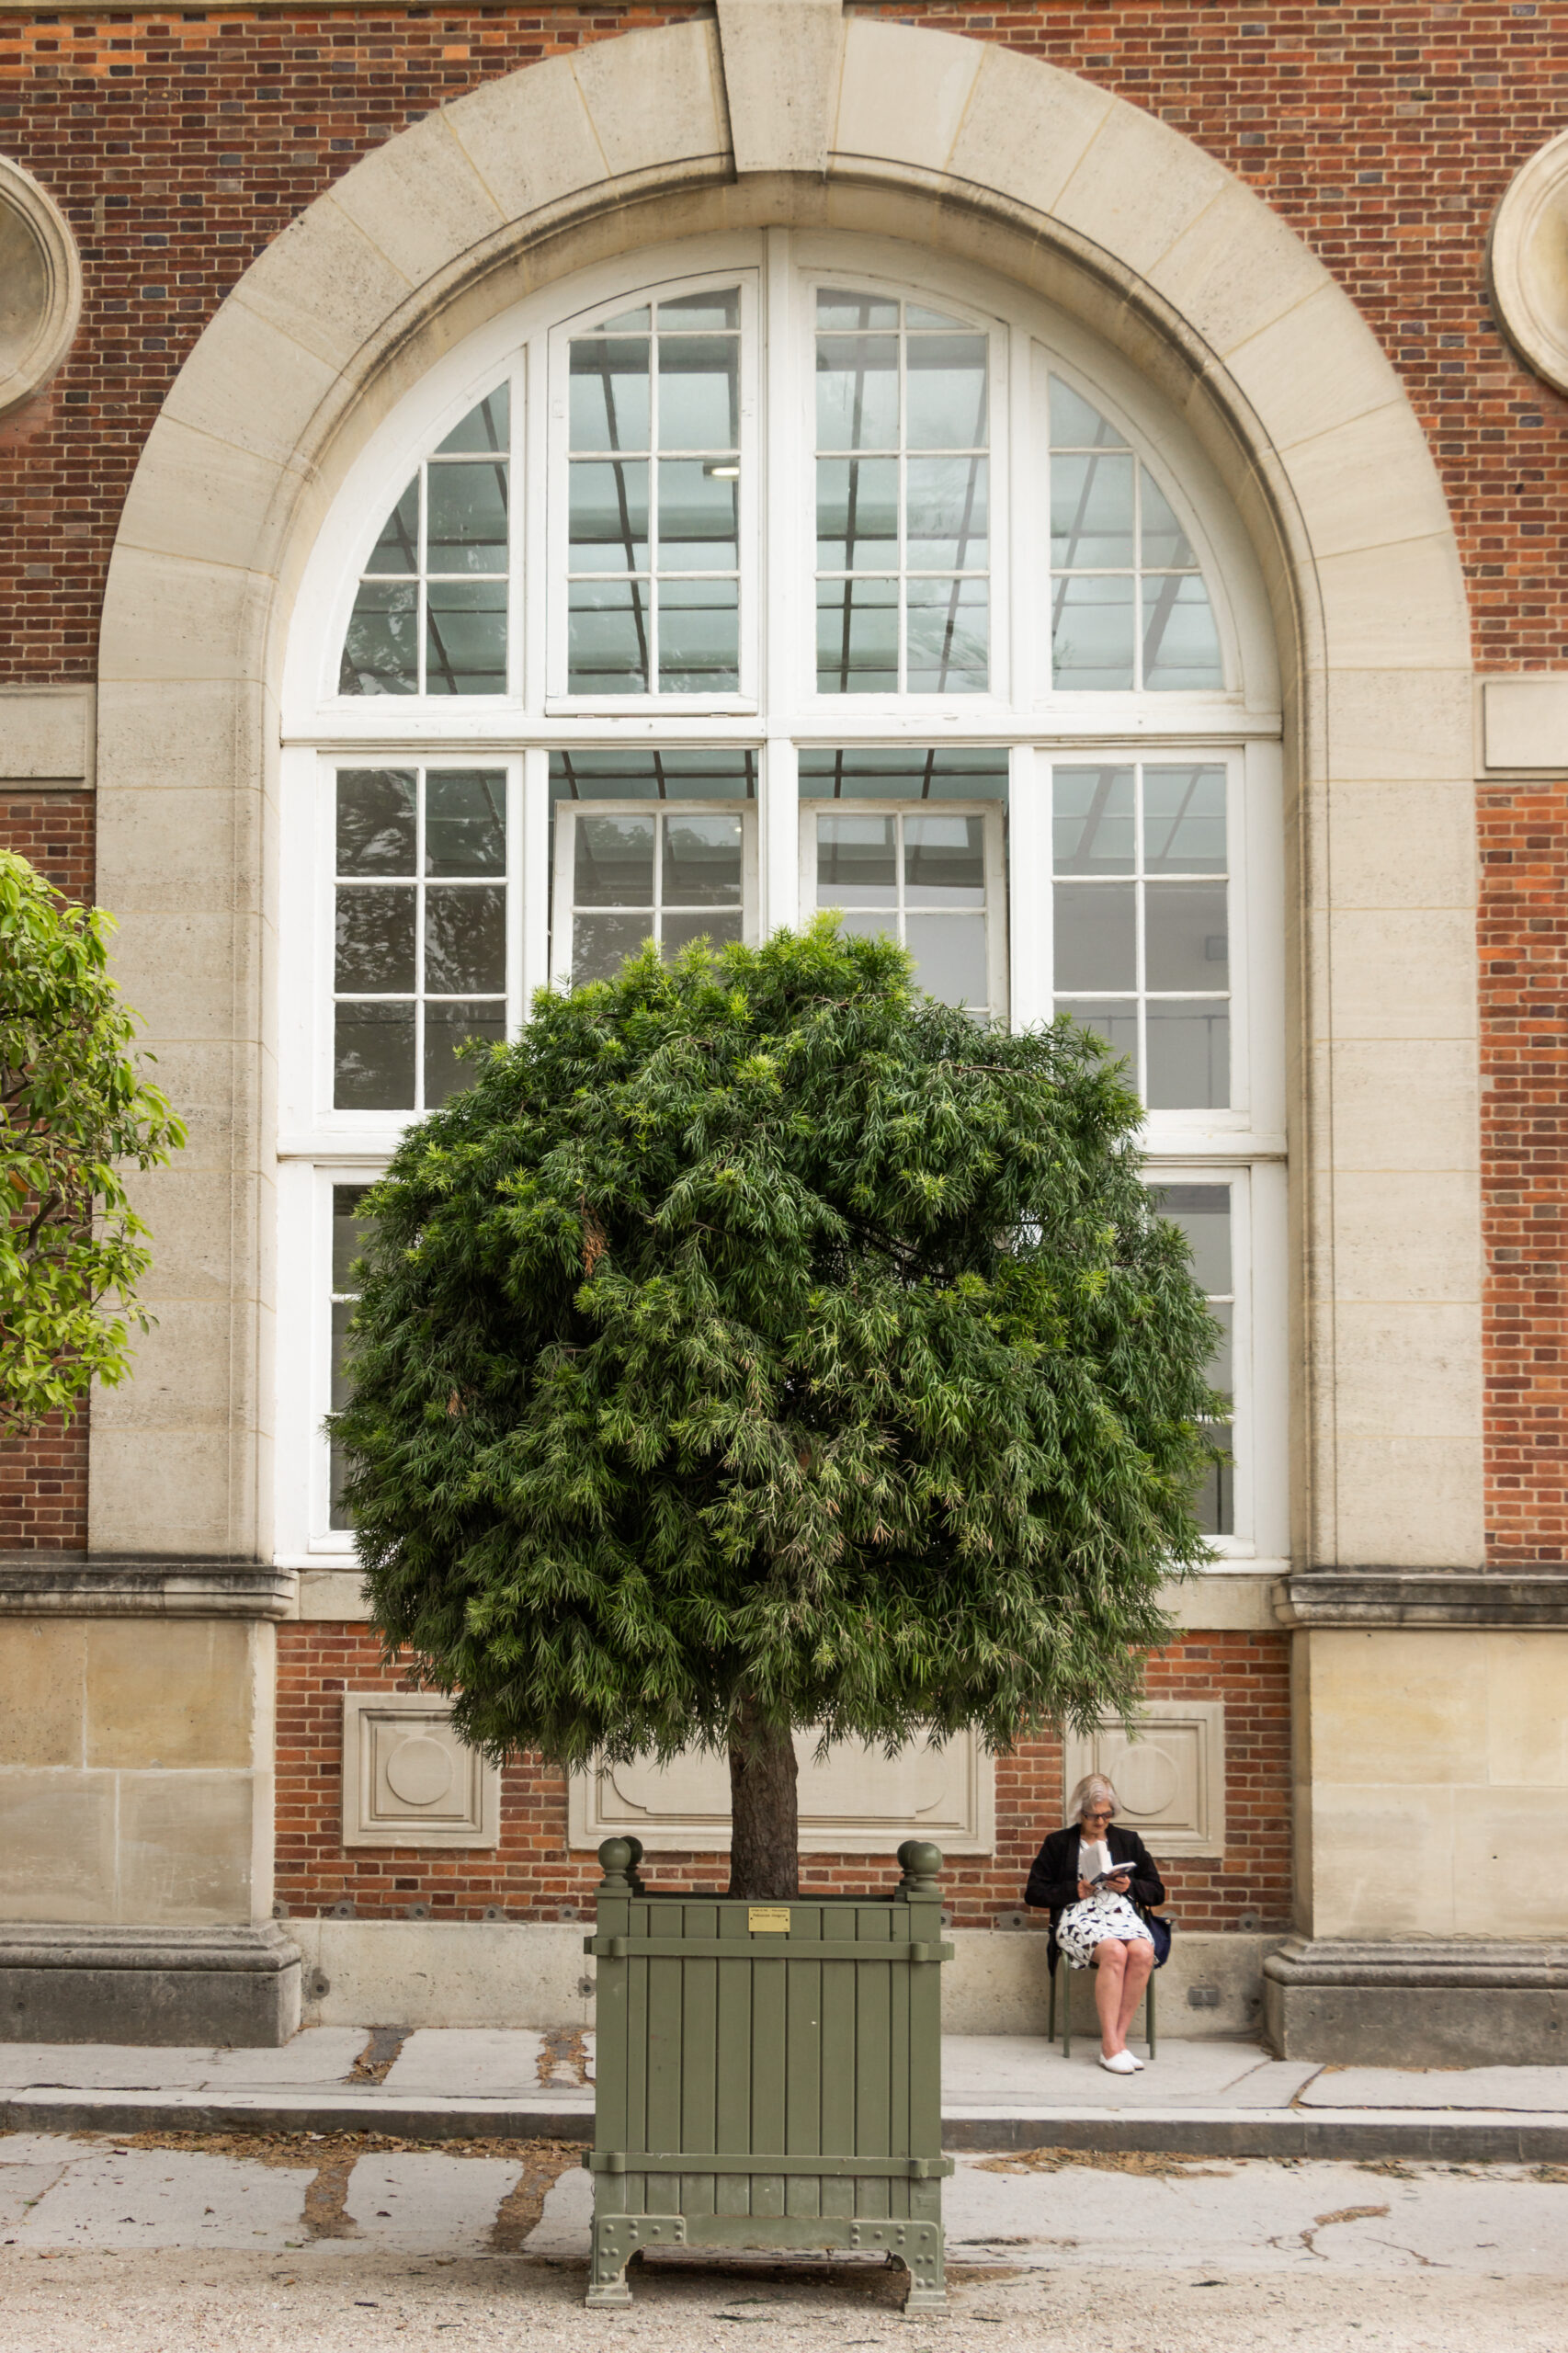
[1055,1839,1154,1971]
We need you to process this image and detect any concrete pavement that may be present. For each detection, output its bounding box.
[3,2028,1568,2161]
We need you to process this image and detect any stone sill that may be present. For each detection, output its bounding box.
[0,1559,295,1619]
[1275,1570,1568,1628]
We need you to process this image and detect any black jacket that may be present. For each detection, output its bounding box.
[1024,1823,1165,1930]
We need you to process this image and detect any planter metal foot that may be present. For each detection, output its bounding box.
[848,2219,946,2308]
[585,2213,687,2308]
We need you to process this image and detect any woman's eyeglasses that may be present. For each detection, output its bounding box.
[1083,1808,1113,1822]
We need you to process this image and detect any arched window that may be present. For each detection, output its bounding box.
[275,232,1285,1574]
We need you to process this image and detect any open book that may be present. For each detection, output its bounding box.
[1080,1840,1135,1888]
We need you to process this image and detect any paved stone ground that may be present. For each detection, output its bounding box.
[2,2130,1566,2350]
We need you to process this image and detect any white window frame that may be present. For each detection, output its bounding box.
[546,268,761,715]
[277,227,1287,1571]
[550,795,761,990]
[798,794,1009,1026]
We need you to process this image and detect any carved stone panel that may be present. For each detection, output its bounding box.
[1062,1702,1225,1857]
[569,1727,994,1854]
[341,1692,500,1848]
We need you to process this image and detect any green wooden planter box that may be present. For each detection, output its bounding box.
[583,1836,953,2311]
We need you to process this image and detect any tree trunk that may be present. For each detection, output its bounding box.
[727,1697,800,1899]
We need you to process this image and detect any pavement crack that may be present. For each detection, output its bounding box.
[348,2027,412,2086]
[488,2139,583,2253]
[535,2027,591,2088]
[1296,2202,1390,2257]
[301,2154,360,2239]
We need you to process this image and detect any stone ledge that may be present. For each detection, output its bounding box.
[1273,1570,1568,1628]
[0,1560,296,1619]
[0,1924,302,2047]
[1265,1937,1568,2066]
[1266,1937,1568,1991]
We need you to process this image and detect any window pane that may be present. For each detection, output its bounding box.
[335,885,415,992]
[905,334,988,449]
[425,884,506,995]
[568,577,650,693]
[1053,767,1134,875]
[599,305,651,333]
[816,813,897,907]
[551,747,756,802]
[365,478,418,574]
[816,457,898,568]
[658,333,739,449]
[903,814,985,907]
[1152,1182,1233,1295]
[436,387,508,454]
[426,770,506,877]
[1145,1001,1230,1108]
[575,813,654,907]
[1143,766,1227,873]
[570,337,650,451]
[1142,573,1223,690]
[816,335,899,450]
[1051,450,1135,569]
[1051,574,1134,690]
[800,746,1007,801]
[425,460,508,573]
[1058,998,1138,1074]
[1049,378,1128,448]
[663,813,744,906]
[1192,1439,1233,1538]
[817,577,897,694]
[1141,469,1198,569]
[906,455,988,569]
[569,460,650,573]
[905,913,988,1007]
[337,769,415,876]
[1146,881,1229,993]
[659,576,739,693]
[340,581,417,696]
[426,580,506,695]
[659,290,740,330]
[906,576,988,693]
[658,460,737,569]
[1053,881,1135,992]
[424,1001,506,1105]
[335,1001,415,1110]
[817,288,899,329]
[329,1299,356,1527]
[662,909,744,958]
[331,1183,374,1292]
[573,910,653,983]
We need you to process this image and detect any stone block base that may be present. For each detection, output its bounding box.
[1264,1938,1568,2065]
[0,1924,302,2046]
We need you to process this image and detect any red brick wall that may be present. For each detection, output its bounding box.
[275,1623,1291,1932]
[0,791,97,1552]
[1480,781,1568,1565]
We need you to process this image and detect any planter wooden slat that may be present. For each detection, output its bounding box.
[585,1838,951,2311]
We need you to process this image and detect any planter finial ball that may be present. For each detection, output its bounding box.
[899,1840,944,1894]
[597,1837,636,1890]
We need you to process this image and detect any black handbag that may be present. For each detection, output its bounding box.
[1142,1906,1172,1967]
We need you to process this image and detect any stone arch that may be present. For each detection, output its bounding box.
[93,9,1479,1579]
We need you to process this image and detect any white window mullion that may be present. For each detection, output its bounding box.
[1006,745,1051,1030]
[761,734,801,937]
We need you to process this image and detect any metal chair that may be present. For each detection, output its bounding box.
[1047,1927,1158,2058]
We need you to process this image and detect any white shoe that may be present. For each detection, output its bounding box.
[1098,2050,1139,2075]
[1129,2052,1146,2069]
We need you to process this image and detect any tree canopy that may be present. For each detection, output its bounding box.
[0,851,186,1436]
[338,919,1221,1849]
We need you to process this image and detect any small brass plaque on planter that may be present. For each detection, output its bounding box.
[748,1906,790,1934]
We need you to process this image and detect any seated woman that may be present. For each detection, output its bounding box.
[1025,1773,1164,2075]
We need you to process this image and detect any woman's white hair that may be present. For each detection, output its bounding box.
[1066,1772,1119,1827]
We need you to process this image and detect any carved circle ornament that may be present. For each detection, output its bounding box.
[1489,127,1568,399]
[0,155,82,420]
[383,1733,457,1808]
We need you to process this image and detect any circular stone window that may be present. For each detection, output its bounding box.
[1489,127,1568,399]
[0,155,83,420]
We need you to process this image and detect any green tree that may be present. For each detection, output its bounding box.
[1,851,186,1436]
[337,920,1221,1897]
